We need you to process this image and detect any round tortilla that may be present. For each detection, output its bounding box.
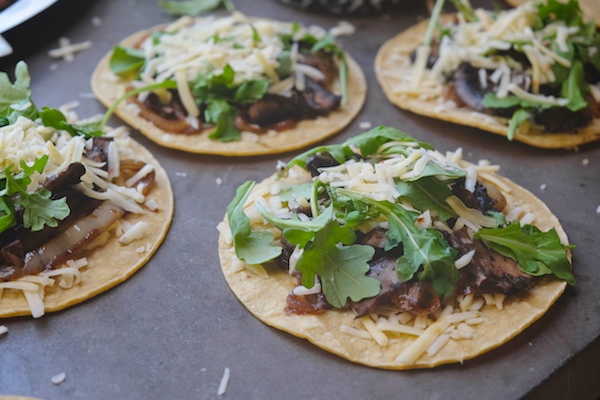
[506,0,600,27]
[0,139,174,318]
[217,170,569,369]
[91,26,367,156]
[374,17,600,149]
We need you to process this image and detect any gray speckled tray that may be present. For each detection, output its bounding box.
[1,0,599,399]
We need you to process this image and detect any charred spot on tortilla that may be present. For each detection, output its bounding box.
[375,0,600,148]
[0,62,174,318]
[91,13,366,156]
[217,126,573,369]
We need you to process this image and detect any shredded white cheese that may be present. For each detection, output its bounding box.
[131,13,340,115]
[48,38,92,62]
[217,367,230,396]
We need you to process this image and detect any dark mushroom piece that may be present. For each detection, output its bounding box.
[445,227,535,295]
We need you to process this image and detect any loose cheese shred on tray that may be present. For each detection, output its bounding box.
[0,325,8,336]
[48,38,92,61]
[217,367,231,396]
[51,372,67,385]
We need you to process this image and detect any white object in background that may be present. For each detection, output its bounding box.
[0,0,60,56]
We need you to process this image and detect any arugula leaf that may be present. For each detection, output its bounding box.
[537,0,582,25]
[396,177,457,221]
[192,65,236,100]
[310,34,348,104]
[474,223,575,285]
[284,126,462,183]
[481,93,555,110]
[226,181,282,265]
[507,109,531,140]
[233,80,269,103]
[0,156,70,232]
[335,189,459,298]
[561,59,588,112]
[248,22,262,44]
[330,189,381,228]
[550,42,575,87]
[294,219,379,308]
[206,100,240,141]
[285,126,423,173]
[192,66,269,141]
[20,188,70,232]
[157,0,231,16]
[277,181,312,203]
[109,45,146,77]
[256,202,334,248]
[0,61,38,126]
[40,108,103,139]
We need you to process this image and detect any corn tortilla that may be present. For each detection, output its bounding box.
[0,139,174,318]
[91,26,367,156]
[217,170,569,369]
[374,17,600,149]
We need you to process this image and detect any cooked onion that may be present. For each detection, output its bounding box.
[21,201,125,277]
[445,195,497,228]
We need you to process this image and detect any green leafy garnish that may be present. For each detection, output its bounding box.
[40,108,103,139]
[294,219,379,308]
[0,61,38,126]
[481,93,555,110]
[0,156,70,233]
[157,0,235,16]
[537,0,582,25]
[335,189,459,298]
[109,45,146,78]
[226,181,282,265]
[396,177,457,221]
[206,100,240,141]
[285,126,424,173]
[0,198,15,233]
[98,79,178,129]
[255,202,334,248]
[191,65,269,141]
[561,59,588,112]
[284,126,463,182]
[507,109,532,140]
[474,223,574,285]
[449,0,478,22]
[311,34,348,104]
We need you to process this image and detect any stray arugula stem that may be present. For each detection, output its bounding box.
[99,81,177,129]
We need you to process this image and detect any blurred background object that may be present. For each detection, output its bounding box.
[0,0,96,67]
[275,0,403,15]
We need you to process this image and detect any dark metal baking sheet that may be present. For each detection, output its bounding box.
[1,0,599,399]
